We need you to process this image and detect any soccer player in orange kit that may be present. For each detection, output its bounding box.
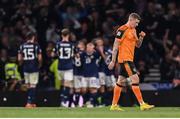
[108,13,154,111]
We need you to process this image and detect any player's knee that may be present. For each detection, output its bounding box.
[129,74,139,84]
[117,78,126,86]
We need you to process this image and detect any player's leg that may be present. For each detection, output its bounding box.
[110,75,125,111]
[24,72,39,108]
[124,61,154,110]
[73,75,82,107]
[88,77,100,107]
[59,70,70,107]
[105,75,115,106]
[61,70,74,107]
[130,74,154,110]
[24,73,32,108]
[98,72,106,106]
[81,77,88,106]
[64,70,74,107]
[58,71,66,106]
[110,63,127,111]
[29,72,39,107]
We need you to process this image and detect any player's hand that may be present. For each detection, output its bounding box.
[139,31,146,38]
[97,46,104,53]
[108,61,115,70]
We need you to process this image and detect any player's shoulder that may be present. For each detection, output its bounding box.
[115,25,129,39]
[20,42,28,48]
[117,24,129,31]
[80,51,86,56]
[21,42,28,46]
[55,39,61,44]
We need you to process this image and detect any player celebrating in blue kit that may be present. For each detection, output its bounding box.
[52,28,74,107]
[73,41,86,107]
[18,32,42,108]
[80,42,101,107]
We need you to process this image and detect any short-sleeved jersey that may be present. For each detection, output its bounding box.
[54,40,74,70]
[18,42,42,73]
[115,24,138,63]
[81,51,100,78]
[98,47,112,74]
[103,47,114,76]
[73,50,84,76]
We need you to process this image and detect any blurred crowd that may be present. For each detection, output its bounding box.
[0,0,180,91]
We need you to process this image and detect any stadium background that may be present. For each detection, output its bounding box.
[0,0,180,107]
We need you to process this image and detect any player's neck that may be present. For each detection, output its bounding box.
[86,51,93,55]
[62,37,69,42]
[27,39,34,43]
[126,22,132,28]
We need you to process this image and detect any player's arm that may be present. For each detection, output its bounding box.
[71,45,75,58]
[108,28,125,70]
[18,53,23,65]
[108,38,119,70]
[51,50,56,58]
[38,53,43,68]
[111,38,119,62]
[37,45,43,68]
[136,31,146,48]
[18,45,23,65]
[96,46,106,60]
[51,44,58,58]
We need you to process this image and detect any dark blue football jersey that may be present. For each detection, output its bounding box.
[54,40,74,70]
[81,51,101,78]
[18,42,42,73]
[73,50,84,76]
[103,47,113,76]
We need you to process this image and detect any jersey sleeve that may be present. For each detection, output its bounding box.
[115,26,128,42]
[115,29,126,41]
[35,45,42,54]
[18,45,23,54]
[53,43,59,54]
[71,44,75,57]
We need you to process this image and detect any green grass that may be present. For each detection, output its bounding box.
[0,107,180,118]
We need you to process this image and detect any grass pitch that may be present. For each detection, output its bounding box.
[0,107,180,118]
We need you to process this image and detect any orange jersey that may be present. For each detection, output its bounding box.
[115,24,138,63]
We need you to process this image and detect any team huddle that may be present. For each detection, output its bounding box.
[18,28,115,108]
[18,13,154,111]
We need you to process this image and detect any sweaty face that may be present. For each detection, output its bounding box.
[129,18,140,28]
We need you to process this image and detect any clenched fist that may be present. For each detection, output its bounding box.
[139,31,146,38]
